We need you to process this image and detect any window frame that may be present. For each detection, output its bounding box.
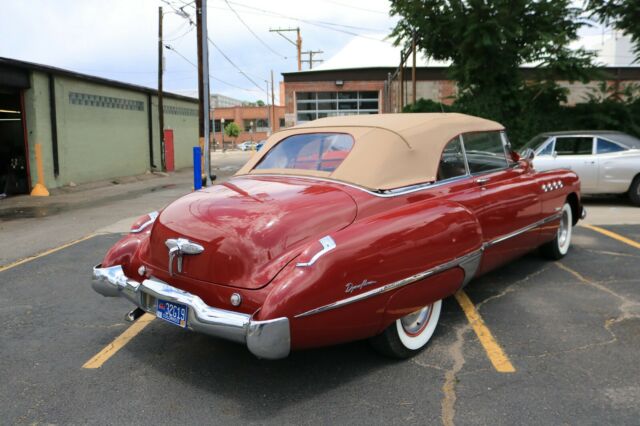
[552,136,596,156]
[595,137,628,155]
[459,131,511,176]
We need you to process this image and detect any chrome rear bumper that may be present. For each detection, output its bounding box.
[92,264,290,359]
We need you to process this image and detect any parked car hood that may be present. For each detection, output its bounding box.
[146,176,357,289]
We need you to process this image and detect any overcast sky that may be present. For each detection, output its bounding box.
[0,0,398,103]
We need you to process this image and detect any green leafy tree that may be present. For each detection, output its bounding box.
[390,0,595,125]
[586,0,640,63]
[224,122,241,140]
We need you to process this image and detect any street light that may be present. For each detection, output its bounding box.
[221,118,225,152]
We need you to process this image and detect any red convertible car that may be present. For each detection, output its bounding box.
[92,113,585,359]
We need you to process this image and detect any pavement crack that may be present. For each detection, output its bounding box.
[440,323,469,426]
[475,266,549,311]
[584,248,639,258]
[555,262,640,321]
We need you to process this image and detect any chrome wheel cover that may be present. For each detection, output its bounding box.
[400,305,432,335]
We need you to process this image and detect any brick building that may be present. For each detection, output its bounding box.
[281,32,640,127]
[212,105,286,146]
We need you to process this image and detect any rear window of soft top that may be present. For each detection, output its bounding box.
[254,133,354,172]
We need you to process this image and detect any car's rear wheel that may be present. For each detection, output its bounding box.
[629,175,640,206]
[540,202,573,260]
[370,300,442,359]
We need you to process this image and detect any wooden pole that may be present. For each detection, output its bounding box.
[158,7,165,171]
[412,34,417,105]
[271,70,276,129]
[296,27,302,71]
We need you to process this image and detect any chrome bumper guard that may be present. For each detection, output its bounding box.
[92,264,290,359]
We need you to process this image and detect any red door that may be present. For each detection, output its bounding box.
[437,132,543,275]
[164,129,174,172]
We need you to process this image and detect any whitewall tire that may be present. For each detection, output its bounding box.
[540,202,573,260]
[370,300,442,358]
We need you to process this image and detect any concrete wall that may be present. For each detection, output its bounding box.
[23,70,198,190]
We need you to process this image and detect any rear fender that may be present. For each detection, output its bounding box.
[257,198,482,349]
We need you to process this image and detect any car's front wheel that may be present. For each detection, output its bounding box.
[370,300,442,358]
[540,202,573,260]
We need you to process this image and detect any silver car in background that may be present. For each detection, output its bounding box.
[522,131,640,206]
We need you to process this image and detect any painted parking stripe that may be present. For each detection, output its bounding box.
[82,313,155,369]
[454,290,516,373]
[0,233,102,273]
[582,224,640,250]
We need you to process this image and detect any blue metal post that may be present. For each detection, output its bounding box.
[193,146,202,190]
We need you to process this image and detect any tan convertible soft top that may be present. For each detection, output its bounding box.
[236,113,504,190]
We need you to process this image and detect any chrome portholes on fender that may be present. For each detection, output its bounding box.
[371,300,443,358]
[540,202,573,260]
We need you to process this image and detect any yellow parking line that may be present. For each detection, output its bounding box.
[0,233,102,273]
[582,224,640,250]
[454,290,516,373]
[82,313,155,369]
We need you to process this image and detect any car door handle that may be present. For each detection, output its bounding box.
[474,177,490,185]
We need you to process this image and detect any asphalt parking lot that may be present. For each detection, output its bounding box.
[1,223,639,425]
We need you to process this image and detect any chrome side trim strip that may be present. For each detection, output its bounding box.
[294,249,483,318]
[484,212,562,249]
[294,211,564,319]
[296,236,336,267]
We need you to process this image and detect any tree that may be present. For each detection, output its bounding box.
[586,0,640,63]
[224,122,241,141]
[390,0,595,123]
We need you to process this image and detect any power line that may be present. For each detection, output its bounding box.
[211,0,389,40]
[164,25,195,41]
[164,44,263,93]
[207,37,268,95]
[225,0,382,32]
[223,0,287,59]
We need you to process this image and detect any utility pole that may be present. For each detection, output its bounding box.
[301,50,323,70]
[270,27,302,71]
[196,0,212,186]
[265,81,271,135]
[411,34,417,105]
[158,6,165,171]
[399,52,404,111]
[271,70,276,130]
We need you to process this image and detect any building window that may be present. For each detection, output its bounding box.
[295,91,379,123]
[243,119,269,132]
[279,118,285,128]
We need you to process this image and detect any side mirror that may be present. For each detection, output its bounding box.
[521,148,535,161]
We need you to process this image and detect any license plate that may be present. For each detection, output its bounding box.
[156,299,188,328]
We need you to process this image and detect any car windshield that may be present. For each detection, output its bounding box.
[254,133,354,172]
[520,135,548,153]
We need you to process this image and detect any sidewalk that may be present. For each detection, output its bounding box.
[0,150,251,222]
[0,151,251,266]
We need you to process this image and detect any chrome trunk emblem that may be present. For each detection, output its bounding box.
[165,238,204,276]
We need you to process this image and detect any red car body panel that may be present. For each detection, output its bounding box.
[100,160,581,352]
